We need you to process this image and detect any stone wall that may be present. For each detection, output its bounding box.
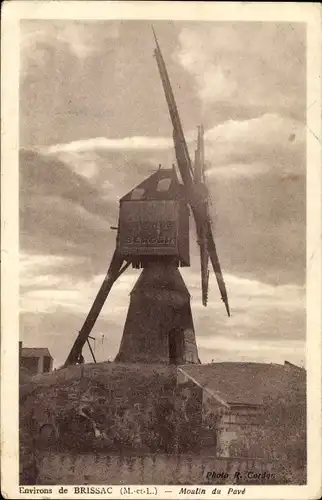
[37,452,279,485]
[215,407,265,458]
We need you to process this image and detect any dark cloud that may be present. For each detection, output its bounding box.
[19,147,172,278]
[20,148,116,217]
[20,148,119,272]
[20,141,305,287]
[208,170,305,285]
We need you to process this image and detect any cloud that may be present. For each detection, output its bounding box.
[184,269,305,336]
[20,130,305,288]
[177,29,238,103]
[205,165,305,286]
[20,252,137,316]
[206,162,270,179]
[46,135,174,154]
[43,111,305,182]
[20,20,120,76]
[20,308,125,368]
[20,148,119,274]
[204,113,305,178]
[20,251,305,368]
[184,269,305,366]
[20,146,179,282]
[20,252,138,366]
[19,142,305,368]
[198,338,305,367]
[18,21,306,369]
[176,23,306,122]
[19,20,183,149]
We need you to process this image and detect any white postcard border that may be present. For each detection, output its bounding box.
[1,2,321,499]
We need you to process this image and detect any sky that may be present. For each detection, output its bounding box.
[19,20,306,368]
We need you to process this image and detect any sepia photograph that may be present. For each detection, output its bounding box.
[1,2,321,499]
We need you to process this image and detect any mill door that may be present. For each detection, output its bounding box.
[169,328,184,365]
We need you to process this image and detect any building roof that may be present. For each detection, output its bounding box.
[21,347,53,359]
[179,362,306,407]
[120,167,184,202]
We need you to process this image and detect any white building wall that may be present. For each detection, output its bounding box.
[37,356,44,374]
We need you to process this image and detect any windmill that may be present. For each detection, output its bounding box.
[63,30,230,368]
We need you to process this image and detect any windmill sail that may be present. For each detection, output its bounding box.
[207,225,230,316]
[153,27,194,190]
[194,125,205,184]
[153,28,230,316]
[194,125,209,306]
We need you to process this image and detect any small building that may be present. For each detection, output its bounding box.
[20,345,53,375]
[177,361,306,458]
